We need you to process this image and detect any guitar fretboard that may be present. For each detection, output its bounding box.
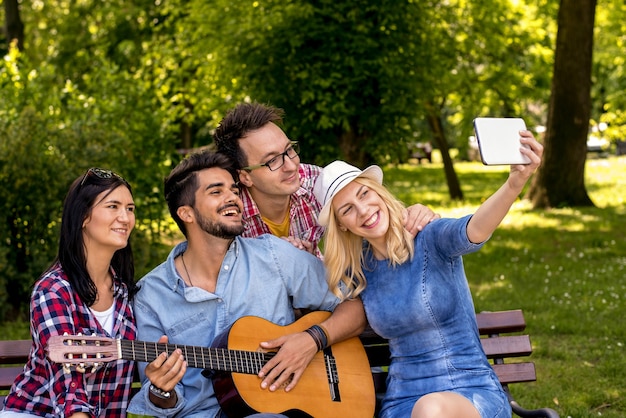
[119,340,275,374]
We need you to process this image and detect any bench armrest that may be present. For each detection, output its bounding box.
[505,387,560,418]
[511,400,560,418]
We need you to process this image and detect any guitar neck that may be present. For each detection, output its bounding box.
[119,340,274,374]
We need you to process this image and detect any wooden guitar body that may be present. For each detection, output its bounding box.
[210,311,375,417]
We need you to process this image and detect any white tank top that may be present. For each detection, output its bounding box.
[90,303,115,335]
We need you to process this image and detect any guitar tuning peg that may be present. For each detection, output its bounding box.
[76,364,86,373]
[63,364,71,374]
[91,364,99,373]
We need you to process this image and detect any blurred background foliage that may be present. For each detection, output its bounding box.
[1,0,625,321]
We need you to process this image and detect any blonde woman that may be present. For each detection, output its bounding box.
[313,131,542,418]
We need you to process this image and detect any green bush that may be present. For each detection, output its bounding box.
[0,47,177,321]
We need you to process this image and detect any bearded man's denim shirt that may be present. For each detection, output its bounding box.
[127,235,340,418]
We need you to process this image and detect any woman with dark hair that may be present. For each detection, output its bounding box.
[1,168,139,418]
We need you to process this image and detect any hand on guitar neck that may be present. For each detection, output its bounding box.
[144,335,186,409]
[144,328,319,408]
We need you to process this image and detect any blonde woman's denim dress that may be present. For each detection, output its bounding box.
[360,216,511,418]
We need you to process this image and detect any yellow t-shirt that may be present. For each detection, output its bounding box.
[262,212,291,237]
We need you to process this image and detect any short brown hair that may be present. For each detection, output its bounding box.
[213,102,284,168]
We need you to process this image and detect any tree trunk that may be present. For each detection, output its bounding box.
[527,0,597,208]
[425,103,463,200]
[3,0,24,51]
[338,126,369,167]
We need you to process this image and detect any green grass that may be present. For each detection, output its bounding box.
[3,155,625,417]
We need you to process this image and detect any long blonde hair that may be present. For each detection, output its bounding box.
[323,177,414,300]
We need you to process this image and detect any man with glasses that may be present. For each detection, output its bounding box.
[214,102,437,258]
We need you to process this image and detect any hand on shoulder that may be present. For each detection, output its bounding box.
[281,236,316,255]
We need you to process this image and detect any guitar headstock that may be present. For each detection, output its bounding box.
[47,334,119,373]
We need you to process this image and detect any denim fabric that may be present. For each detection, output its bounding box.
[361,216,511,418]
[127,235,340,418]
[0,412,42,418]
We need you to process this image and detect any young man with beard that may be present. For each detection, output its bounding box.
[127,151,366,418]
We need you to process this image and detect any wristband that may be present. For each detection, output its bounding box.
[149,383,172,400]
[305,324,329,351]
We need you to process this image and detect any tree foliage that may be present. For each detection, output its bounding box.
[0,4,178,318]
[1,0,626,320]
[187,0,554,202]
[591,0,626,142]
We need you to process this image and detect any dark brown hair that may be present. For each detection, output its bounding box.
[213,102,284,168]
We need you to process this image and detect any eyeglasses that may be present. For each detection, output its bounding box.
[80,167,125,187]
[242,141,300,172]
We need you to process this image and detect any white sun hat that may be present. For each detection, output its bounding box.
[313,160,383,227]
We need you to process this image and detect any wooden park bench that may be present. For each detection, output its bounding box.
[1,309,558,417]
[361,309,559,418]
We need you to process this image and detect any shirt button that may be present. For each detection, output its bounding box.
[70,382,77,388]
[223,265,229,270]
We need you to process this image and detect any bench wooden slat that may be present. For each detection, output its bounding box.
[476,310,526,334]
[370,362,537,393]
[0,340,30,364]
[492,362,537,384]
[482,335,532,358]
[362,335,532,366]
[0,367,24,389]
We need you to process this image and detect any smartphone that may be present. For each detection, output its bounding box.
[473,117,531,165]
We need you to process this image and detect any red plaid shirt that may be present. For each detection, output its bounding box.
[241,163,324,258]
[3,262,137,417]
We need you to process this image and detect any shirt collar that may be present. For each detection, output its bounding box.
[166,239,241,292]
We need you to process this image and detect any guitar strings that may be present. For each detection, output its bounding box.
[118,340,272,374]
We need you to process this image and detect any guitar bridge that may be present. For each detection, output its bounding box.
[323,346,341,402]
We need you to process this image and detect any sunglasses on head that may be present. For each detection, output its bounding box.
[80,167,125,187]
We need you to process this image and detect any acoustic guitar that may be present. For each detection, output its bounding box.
[47,311,376,418]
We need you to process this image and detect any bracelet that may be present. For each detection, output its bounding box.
[305,324,329,351]
[149,383,172,400]
[317,324,330,344]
